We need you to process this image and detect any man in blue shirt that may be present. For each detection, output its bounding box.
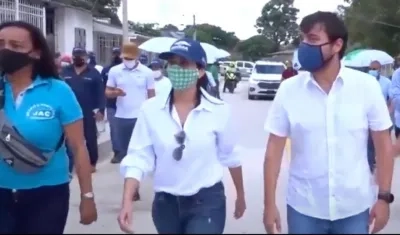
[391,65,400,136]
[60,47,105,173]
[101,47,122,163]
[367,60,392,173]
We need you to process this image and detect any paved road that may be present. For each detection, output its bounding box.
[65,81,400,234]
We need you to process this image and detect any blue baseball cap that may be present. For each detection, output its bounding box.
[159,38,207,68]
[112,47,121,54]
[149,59,162,69]
[150,59,161,66]
[72,47,87,56]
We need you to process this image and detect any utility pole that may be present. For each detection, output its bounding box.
[122,0,129,42]
[192,14,197,41]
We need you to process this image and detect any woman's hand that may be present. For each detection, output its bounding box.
[234,195,246,219]
[118,202,134,233]
[79,197,98,225]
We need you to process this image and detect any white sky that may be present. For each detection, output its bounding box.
[118,0,343,39]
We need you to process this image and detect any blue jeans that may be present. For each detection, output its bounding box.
[287,205,369,234]
[0,183,69,233]
[106,108,118,154]
[152,182,226,234]
[115,117,137,161]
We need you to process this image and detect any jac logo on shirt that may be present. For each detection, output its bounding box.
[26,104,55,120]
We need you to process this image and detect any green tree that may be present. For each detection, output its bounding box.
[339,0,400,55]
[255,0,299,51]
[184,24,240,51]
[128,22,161,36]
[235,35,276,61]
[161,24,179,31]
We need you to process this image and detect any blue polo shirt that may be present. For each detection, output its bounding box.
[0,76,83,190]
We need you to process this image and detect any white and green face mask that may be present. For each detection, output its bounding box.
[166,65,199,90]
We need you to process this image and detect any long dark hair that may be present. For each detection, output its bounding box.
[168,64,220,113]
[0,21,59,79]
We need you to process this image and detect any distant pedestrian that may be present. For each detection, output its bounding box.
[149,59,172,97]
[367,60,392,173]
[61,47,105,173]
[101,47,123,162]
[105,42,155,164]
[105,42,155,201]
[281,61,298,80]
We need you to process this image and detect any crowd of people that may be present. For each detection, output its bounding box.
[0,9,399,235]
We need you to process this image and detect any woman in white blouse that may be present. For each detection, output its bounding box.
[118,38,246,234]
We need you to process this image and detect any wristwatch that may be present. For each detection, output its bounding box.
[378,192,394,204]
[81,192,95,199]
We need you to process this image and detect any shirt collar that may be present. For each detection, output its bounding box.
[158,87,220,112]
[303,64,346,88]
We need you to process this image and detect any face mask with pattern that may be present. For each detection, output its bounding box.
[166,65,199,90]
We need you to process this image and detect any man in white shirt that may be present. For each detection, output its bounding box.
[105,42,155,164]
[263,12,394,234]
[149,59,171,97]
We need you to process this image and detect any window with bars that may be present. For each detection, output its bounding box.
[74,27,86,49]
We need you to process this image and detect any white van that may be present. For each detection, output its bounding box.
[248,60,285,100]
[235,60,254,77]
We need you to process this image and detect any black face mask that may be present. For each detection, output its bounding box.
[0,49,34,74]
[72,57,85,67]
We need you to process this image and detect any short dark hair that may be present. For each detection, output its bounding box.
[0,21,59,79]
[300,11,348,59]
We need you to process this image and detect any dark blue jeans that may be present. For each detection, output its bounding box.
[152,182,226,234]
[106,108,119,154]
[83,115,99,166]
[0,183,70,234]
[115,117,137,161]
[287,205,369,234]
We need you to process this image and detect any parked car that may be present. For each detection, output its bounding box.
[248,60,286,100]
[235,60,254,78]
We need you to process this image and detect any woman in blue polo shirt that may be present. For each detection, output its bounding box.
[0,21,97,234]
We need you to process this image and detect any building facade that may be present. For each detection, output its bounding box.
[0,0,152,65]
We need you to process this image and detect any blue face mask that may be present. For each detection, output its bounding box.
[368,70,379,78]
[298,42,331,72]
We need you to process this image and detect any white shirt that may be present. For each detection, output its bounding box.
[120,88,241,196]
[155,76,172,97]
[264,67,392,220]
[95,65,103,73]
[106,63,155,119]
